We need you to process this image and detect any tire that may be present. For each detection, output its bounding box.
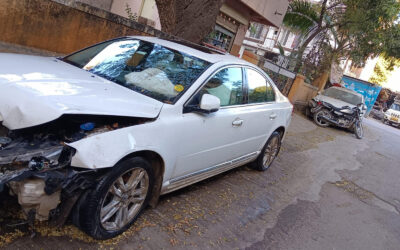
[252,131,282,171]
[77,157,154,239]
[313,109,330,127]
[305,108,311,118]
[354,121,363,139]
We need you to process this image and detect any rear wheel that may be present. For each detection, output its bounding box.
[77,157,153,239]
[252,131,282,171]
[313,109,330,127]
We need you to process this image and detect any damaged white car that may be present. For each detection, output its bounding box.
[0,37,293,239]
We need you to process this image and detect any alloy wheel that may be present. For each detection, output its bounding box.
[263,136,280,168]
[100,168,149,231]
[316,111,329,126]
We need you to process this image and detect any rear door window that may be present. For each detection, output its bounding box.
[246,68,275,104]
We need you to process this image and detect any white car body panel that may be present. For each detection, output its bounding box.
[0,37,293,196]
[385,108,400,124]
[0,54,163,130]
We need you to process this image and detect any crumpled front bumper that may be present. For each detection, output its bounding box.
[0,129,95,223]
[308,99,322,113]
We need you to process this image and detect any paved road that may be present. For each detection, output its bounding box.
[1,114,400,249]
[364,117,400,137]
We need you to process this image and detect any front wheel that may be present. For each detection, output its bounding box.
[354,121,364,139]
[313,109,331,127]
[77,157,154,239]
[252,131,282,171]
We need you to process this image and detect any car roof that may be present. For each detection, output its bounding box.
[129,36,254,66]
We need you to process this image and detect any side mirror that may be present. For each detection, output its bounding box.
[183,94,221,114]
[199,94,220,113]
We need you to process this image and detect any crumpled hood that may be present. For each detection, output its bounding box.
[314,95,356,109]
[0,53,163,130]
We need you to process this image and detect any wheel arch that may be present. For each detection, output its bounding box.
[117,150,165,208]
[274,126,286,139]
[258,126,286,154]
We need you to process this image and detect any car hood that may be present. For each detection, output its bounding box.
[386,109,400,116]
[314,95,355,109]
[0,53,163,130]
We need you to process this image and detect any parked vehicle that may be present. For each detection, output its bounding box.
[369,103,385,121]
[309,87,366,139]
[0,37,293,239]
[384,102,400,127]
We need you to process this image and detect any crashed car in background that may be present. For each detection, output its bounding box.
[0,36,293,239]
[308,86,366,138]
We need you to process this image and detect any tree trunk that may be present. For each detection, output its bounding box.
[312,70,330,91]
[155,0,225,43]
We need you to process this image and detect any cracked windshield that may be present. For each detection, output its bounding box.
[63,39,210,103]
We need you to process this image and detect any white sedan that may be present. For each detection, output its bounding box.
[0,36,293,239]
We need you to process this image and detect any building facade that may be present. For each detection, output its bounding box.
[204,0,289,56]
[78,0,289,56]
[241,24,299,58]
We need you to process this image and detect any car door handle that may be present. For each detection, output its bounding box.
[269,114,277,120]
[232,119,243,127]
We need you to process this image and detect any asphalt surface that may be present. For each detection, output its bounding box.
[1,113,399,249]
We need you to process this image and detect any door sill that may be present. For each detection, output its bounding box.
[161,151,259,195]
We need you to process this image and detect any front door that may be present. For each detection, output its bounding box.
[173,67,254,178]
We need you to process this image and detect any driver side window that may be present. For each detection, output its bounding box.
[191,67,244,107]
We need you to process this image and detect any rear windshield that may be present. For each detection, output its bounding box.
[323,88,363,105]
[62,38,211,104]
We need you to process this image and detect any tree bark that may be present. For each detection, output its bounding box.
[155,0,225,43]
[312,70,330,91]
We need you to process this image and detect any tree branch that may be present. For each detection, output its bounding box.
[318,0,329,26]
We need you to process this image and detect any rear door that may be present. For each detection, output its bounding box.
[241,67,280,151]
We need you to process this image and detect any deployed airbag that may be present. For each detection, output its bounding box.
[125,68,178,97]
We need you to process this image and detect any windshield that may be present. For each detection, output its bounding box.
[62,38,211,103]
[391,103,400,111]
[322,88,363,105]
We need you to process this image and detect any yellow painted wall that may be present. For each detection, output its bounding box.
[0,0,170,54]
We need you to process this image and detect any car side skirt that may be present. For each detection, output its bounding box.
[160,151,259,195]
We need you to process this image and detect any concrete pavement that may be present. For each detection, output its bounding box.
[1,114,399,249]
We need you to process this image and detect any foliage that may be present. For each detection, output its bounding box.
[343,0,400,66]
[369,56,400,86]
[283,0,400,75]
[283,0,319,34]
[249,23,258,36]
[277,42,285,56]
